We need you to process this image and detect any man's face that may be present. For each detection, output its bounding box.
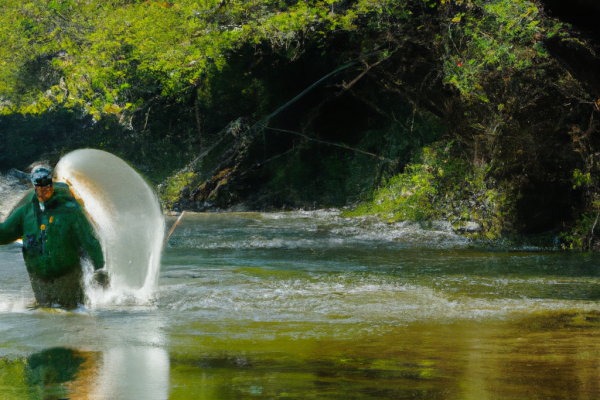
[36,185,54,203]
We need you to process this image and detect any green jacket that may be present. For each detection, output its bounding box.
[0,182,104,280]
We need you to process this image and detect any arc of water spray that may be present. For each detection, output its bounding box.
[55,149,165,302]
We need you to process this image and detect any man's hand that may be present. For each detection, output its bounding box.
[93,268,109,288]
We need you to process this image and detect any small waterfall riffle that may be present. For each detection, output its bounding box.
[54,149,165,307]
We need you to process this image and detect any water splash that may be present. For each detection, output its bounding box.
[54,149,164,307]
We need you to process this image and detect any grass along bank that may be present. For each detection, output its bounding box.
[346,141,515,240]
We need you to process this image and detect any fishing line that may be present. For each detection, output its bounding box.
[245,50,384,135]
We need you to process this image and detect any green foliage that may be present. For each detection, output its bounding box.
[1,0,596,245]
[347,141,514,238]
[573,169,592,189]
[0,0,403,120]
[559,206,599,250]
[0,109,197,184]
[161,171,199,207]
[441,0,562,102]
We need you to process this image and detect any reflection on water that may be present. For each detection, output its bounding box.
[1,211,600,398]
[92,347,170,400]
[168,316,600,399]
[2,317,600,399]
[0,347,169,400]
[0,347,86,399]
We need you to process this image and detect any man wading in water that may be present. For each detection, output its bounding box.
[0,166,107,308]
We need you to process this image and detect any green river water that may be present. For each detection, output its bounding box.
[1,211,600,399]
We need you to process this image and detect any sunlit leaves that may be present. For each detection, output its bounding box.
[0,0,378,120]
[442,0,562,102]
[0,0,563,120]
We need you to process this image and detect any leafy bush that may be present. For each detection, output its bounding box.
[347,141,514,238]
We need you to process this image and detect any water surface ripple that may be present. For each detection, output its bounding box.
[1,211,600,399]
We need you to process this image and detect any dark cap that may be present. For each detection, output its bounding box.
[31,166,53,187]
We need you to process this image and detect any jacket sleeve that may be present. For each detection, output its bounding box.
[73,211,105,270]
[0,205,25,245]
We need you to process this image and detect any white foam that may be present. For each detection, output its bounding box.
[170,213,468,250]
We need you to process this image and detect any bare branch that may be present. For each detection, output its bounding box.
[265,127,394,162]
[336,54,392,96]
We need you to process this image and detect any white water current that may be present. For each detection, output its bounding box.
[54,149,165,307]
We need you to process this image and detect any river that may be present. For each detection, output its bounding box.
[1,211,600,399]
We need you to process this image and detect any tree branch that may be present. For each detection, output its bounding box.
[336,54,392,97]
[265,127,394,162]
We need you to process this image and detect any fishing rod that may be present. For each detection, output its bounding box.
[164,211,186,248]
[264,127,394,162]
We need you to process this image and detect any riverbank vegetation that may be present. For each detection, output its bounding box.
[1,0,600,248]
[346,141,515,240]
